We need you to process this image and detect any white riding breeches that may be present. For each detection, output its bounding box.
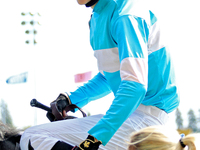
[20,104,168,150]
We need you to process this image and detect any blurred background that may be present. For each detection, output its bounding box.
[0,0,200,134]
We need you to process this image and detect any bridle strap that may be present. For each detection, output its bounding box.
[64,104,87,117]
[85,0,99,7]
[15,143,21,150]
[51,102,87,121]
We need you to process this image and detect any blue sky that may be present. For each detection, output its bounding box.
[0,0,200,129]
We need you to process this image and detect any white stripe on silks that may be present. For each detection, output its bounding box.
[120,57,148,85]
[148,21,167,55]
[94,47,120,72]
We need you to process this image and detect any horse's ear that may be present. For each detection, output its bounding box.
[8,134,21,144]
[14,135,21,143]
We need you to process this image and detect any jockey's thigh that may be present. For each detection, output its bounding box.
[104,104,168,150]
[20,104,168,150]
[20,114,102,150]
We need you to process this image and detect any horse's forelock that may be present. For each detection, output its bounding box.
[0,122,22,150]
[0,122,21,141]
[0,123,6,141]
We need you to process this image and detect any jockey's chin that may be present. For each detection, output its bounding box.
[77,0,90,5]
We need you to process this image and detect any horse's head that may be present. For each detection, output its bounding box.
[0,122,22,150]
[0,135,21,150]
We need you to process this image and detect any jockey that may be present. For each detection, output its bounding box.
[20,0,180,149]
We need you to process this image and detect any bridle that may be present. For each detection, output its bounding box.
[14,143,20,150]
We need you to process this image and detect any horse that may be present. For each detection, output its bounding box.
[0,121,22,150]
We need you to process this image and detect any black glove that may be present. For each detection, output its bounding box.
[46,93,71,121]
[56,93,71,112]
[73,135,102,150]
[46,111,56,122]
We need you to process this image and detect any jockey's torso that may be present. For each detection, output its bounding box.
[70,0,179,145]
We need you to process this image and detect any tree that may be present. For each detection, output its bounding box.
[197,109,200,131]
[187,109,198,132]
[0,99,14,127]
[175,108,183,129]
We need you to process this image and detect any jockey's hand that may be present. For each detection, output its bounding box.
[46,93,71,121]
[56,93,71,113]
[73,135,102,150]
